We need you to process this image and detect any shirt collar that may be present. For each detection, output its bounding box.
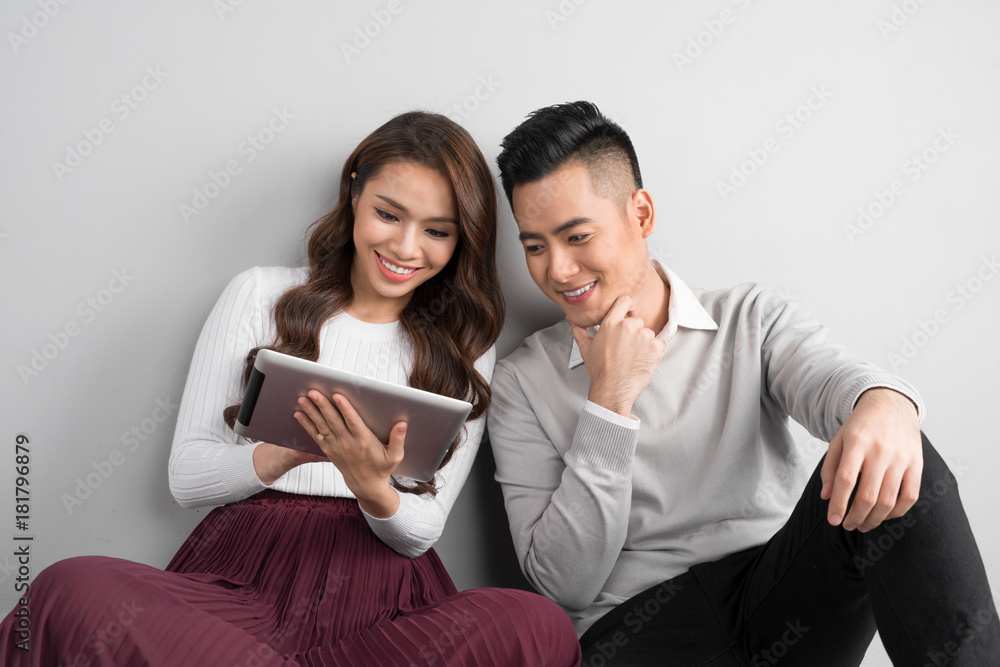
[567,260,719,369]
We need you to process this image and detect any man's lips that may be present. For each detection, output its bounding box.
[559,280,596,304]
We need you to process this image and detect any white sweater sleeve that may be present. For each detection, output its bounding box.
[168,267,269,508]
[361,346,497,558]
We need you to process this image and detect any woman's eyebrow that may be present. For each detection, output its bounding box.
[374,194,458,224]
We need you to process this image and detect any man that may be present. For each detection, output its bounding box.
[487,101,998,666]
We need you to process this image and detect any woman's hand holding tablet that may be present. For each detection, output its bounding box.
[293,390,406,517]
[234,349,473,484]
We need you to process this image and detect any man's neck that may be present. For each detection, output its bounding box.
[631,263,671,335]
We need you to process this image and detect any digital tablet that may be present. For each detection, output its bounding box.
[233,349,473,482]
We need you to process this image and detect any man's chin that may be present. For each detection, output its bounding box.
[559,307,604,330]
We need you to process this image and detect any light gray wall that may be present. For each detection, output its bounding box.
[2,2,998,664]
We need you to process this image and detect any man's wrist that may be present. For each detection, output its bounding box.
[587,389,634,419]
[857,387,918,416]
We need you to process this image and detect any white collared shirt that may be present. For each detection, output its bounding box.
[568,260,720,369]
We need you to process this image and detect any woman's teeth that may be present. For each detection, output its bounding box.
[379,255,415,275]
[564,281,596,297]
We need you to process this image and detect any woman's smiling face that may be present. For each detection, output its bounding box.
[349,161,460,322]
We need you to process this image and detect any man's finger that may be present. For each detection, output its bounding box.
[828,452,863,527]
[570,321,594,358]
[887,465,922,519]
[820,433,842,501]
[843,461,887,531]
[858,466,903,532]
[603,294,633,324]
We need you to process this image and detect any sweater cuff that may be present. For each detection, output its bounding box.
[572,403,640,474]
[217,440,268,499]
[361,489,426,558]
[843,375,926,424]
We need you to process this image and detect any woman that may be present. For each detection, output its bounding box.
[0,112,582,666]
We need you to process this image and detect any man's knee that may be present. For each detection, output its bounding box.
[912,431,966,516]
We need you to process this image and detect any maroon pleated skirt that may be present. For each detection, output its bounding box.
[0,490,581,666]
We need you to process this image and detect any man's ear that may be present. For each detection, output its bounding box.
[630,189,655,238]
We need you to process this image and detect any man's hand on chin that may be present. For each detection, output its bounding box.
[819,387,922,532]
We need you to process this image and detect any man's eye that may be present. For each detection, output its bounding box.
[568,234,589,243]
[376,208,399,222]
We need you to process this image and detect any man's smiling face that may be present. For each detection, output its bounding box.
[512,161,654,328]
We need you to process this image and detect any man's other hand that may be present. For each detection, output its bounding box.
[820,387,923,532]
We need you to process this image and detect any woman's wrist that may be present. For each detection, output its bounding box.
[355,482,400,519]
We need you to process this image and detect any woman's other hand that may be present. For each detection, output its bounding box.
[252,443,326,486]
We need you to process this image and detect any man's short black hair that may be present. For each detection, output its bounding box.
[496,101,642,213]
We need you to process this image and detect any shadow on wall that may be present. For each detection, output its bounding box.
[449,433,534,592]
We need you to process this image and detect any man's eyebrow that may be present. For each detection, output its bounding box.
[374,194,458,224]
[518,217,593,242]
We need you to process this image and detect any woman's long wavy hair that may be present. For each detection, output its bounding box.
[223,111,505,495]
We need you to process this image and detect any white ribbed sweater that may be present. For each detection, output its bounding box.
[168,266,494,558]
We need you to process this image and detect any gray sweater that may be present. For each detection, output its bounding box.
[487,262,924,637]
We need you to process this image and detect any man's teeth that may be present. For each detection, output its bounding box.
[564,282,596,297]
[379,255,415,275]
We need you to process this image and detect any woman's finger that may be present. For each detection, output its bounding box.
[330,394,369,438]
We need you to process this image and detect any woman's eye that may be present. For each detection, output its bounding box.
[525,245,543,254]
[376,208,399,222]
[426,229,450,239]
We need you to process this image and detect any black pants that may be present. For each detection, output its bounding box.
[579,433,999,666]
